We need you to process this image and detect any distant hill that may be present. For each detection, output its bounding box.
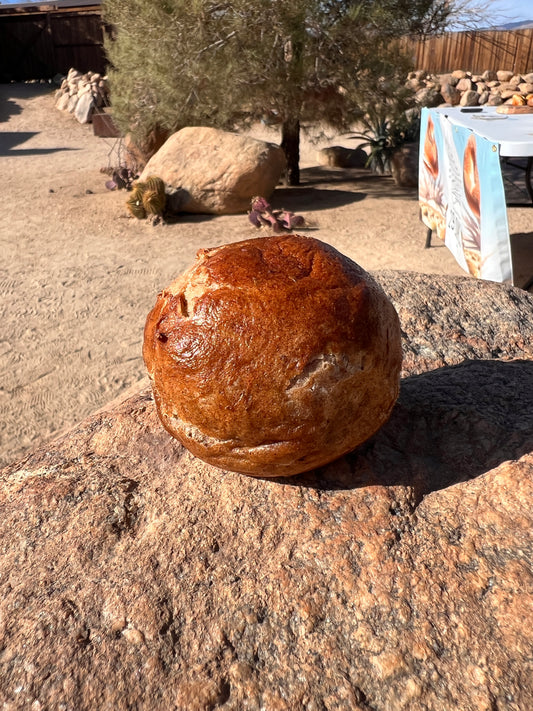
[493,20,533,31]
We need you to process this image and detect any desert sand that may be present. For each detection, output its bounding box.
[1,83,532,468]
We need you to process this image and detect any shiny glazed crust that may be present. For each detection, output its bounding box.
[143,234,402,477]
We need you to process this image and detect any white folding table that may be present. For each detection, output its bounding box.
[432,105,533,155]
[431,105,533,203]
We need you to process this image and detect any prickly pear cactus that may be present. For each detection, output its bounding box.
[248,196,306,232]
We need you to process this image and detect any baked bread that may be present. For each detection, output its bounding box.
[143,234,402,477]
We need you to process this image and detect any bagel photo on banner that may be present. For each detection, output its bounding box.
[419,107,513,283]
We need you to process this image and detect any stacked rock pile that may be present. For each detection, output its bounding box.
[407,68,533,107]
[53,66,533,126]
[54,67,110,124]
[52,66,533,128]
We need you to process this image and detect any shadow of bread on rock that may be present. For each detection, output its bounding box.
[299,359,533,495]
[5,271,532,488]
[14,353,533,497]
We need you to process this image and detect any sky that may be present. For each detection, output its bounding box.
[472,0,533,25]
[0,0,531,26]
[490,0,531,19]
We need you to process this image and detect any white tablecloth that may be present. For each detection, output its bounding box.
[431,106,533,157]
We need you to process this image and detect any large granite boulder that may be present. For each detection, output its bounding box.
[1,272,532,710]
[139,127,286,215]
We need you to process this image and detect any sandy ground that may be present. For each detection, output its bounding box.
[1,83,532,469]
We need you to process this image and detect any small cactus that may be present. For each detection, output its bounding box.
[104,166,137,191]
[126,176,166,221]
[126,182,147,219]
[142,176,166,215]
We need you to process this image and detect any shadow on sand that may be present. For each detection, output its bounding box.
[0,83,53,123]
[0,131,78,157]
[163,183,368,225]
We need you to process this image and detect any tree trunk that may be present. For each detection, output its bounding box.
[281,118,300,186]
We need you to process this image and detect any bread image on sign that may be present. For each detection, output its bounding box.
[419,114,447,242]
[460,133,483,277]
[143,235,402,477]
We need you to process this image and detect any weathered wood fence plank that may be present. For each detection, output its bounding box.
[2,12,533,83]
[406,29,533,74]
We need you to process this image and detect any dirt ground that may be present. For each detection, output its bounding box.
[1,82,532,469]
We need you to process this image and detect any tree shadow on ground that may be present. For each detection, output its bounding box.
[276,360,533,496]
[0,131,78,156]
[293,165,419,200]
[271,185,367,212]
[0,83,52,122]
[0,97,23,123]
[269,163,419,214]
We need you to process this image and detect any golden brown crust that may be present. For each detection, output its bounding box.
[143,234,402,476]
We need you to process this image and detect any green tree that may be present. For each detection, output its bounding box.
[103,0,453,185]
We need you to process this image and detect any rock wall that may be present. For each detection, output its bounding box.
[408,68,533,107]
[1,272,532,710]
[54,66,533,132]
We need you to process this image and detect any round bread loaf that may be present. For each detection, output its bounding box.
[143,234,402,477]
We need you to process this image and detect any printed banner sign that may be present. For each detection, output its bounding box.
[419,108,512,283]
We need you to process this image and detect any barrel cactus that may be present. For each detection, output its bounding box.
[126,182,147,219]
[142,176,166,216]
[126,176,166,220]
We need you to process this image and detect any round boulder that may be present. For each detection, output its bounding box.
[139,127,286,214]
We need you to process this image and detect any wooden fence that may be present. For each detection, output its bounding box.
[2,12,533,84]
[0,8,108,82]
[405,29,533,75]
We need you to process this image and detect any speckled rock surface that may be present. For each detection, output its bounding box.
[1,271,532,711]
[379,270,533,376]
